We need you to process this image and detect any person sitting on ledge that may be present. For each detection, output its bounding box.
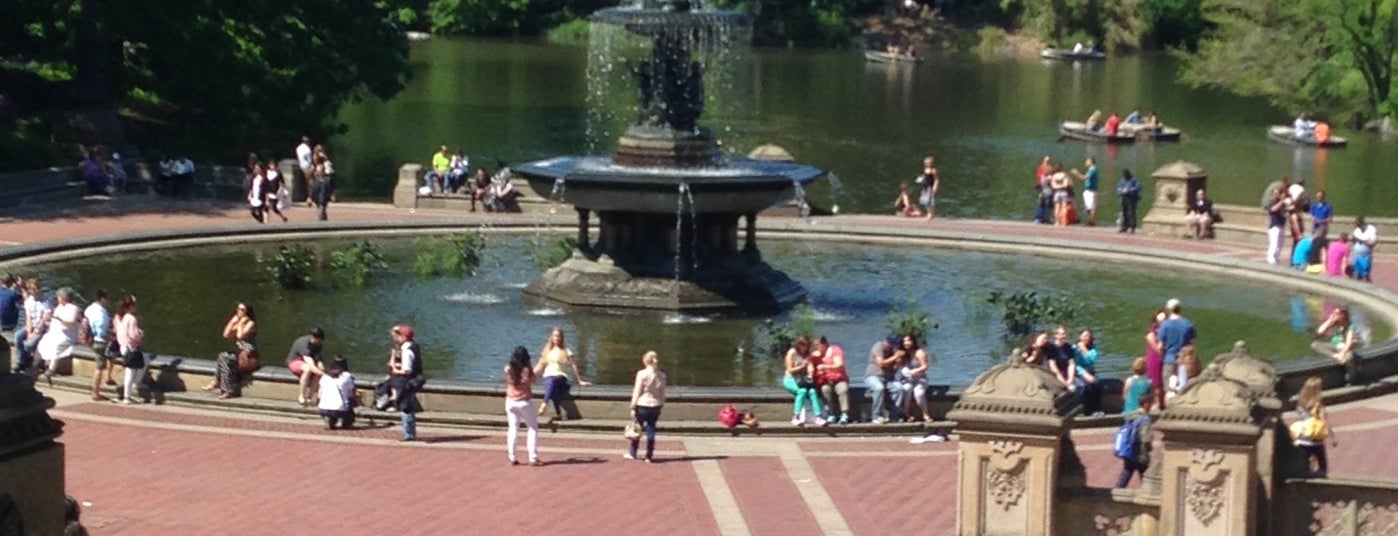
[1184,188,1214,239]
[489,168,522,213]
[318,356,356,430]
[865,334,903,424]
[893,183,923,218]
[1314,307,1359,367]
[896,334,933,423]
[812,335,852,425]
[287,327,327,407]
[446,149,469,194]
[205,302,257,399]
[470,168,491,212]
[426,145,450,193]
[79,152,115,195]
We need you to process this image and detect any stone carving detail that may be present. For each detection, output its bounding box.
[1309,500,1348,535]
[986,440,1027,509]
[1185,449,1227,526]
[954,354,1073,417]
[1358,502,1398,536]
[1092,513,1134,536]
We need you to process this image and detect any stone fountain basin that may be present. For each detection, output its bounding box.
[515,155,825,214]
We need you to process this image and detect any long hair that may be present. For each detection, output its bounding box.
[508,346,532,384]
[115,295,137,319]
[1297,376,1324,413]
[240,302,257,322]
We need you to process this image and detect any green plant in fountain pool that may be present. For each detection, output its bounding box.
[266,245,316,289]
[886,297,939,345]
[329,241,389,287]
[525,235,579,271]
[414,232,488,277]
[987,290,1083,339]
[758,302,817,359]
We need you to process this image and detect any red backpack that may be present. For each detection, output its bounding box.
[718,404,741,428]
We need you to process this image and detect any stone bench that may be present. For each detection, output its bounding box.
[0,167,85,209]
[393,163,541,212]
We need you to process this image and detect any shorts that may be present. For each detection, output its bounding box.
[918,189,935,208]
[1354,255,1373,278]
[289,358,311,377]
[93,341,110,370]
[1053,190,1070,203]
[1082,190,1097,211]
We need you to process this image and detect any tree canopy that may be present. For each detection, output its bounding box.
[1179,0,1397,123]
[0,0,411,164]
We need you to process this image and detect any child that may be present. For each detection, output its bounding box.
[1115,395,1154,488]
[1120,357,1152,415]
[318,356,356,430]
[1292,377,1337,477]
[1166,345,1201,402]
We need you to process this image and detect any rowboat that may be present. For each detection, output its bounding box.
[406,31,431,42]
[1267,125,1348,148]
[865,51,924,64]
[1058,121,1182,144]
[1040,48,1106,61]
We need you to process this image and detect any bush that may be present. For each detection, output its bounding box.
[414,232,488,277]
[886,297,938,345]
[546,18,591,47]
[329,242,388,287]
[525,235,578,271]
[266,245,317,289]
[757,302,817,359]
[986,290,1082,338]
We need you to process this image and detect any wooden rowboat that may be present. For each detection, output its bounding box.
[865,51,924,64]
[1058,121,1182,144]
[1267,125,1348,148]
[1040,48,1106,61]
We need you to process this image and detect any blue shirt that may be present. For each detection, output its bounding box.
[1074,345,1099,376]
[1116,176,1140,200]
[1293,236,1314,268]
[1310,202,1333,226]
[1158,316,1196,364]
[0,288,19,328]
[1083,166,1099,191]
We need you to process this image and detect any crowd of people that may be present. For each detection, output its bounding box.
[1262,177,1378,283]
[1024,155,1145,231]
[420,144,522,213]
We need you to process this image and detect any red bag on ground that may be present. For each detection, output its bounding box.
[718,404,741,428]
[1067,204,1080,225]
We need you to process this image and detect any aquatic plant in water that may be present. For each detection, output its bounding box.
[414,232,488,277]
[986,290,1082,338]
[329,241,389,287]
[266,245,316,289]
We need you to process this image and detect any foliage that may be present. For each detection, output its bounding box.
[413,232,488,277]
[885,298,939,345]
[708,0,885,47]
[424,0,613,36]
[0,0,411,163]
[757,302,817,359]
[328,242,389,287]
[546,19,592,47]
[1178,0,1397,122]
[266,245,317,290]
[986,290,1083,338]
[525,235,578,271]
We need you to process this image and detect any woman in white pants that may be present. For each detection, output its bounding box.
[114,295,147,403]
[1266,190,1288,264]
[504,346,541,466]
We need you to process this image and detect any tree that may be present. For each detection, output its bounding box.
[1180,0,1397,122]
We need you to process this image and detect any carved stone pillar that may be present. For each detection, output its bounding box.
[1155,368,1263,536]
[1210,342,1282,536]
[947,354,1081,536]
[0,345,67,535]
[742,213,759,261]
[576,208,591,254]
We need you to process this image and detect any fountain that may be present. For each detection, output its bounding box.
[515,0,827,313]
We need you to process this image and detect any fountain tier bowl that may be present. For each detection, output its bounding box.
[515,156,825,214]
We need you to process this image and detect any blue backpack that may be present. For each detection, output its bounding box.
[1113,416,1145,460]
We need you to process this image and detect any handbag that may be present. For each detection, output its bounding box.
[123,349,146,369]
[623,421,642,441]
[1289,417,1330,442]
[236,349,260,375]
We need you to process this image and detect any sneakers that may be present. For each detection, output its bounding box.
[791,415,803,426]
[872,416,889,425]
[814,416,828,427]
[623,453,636,460]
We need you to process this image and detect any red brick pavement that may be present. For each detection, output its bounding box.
[720,457,823,535]
[809,456,958,536]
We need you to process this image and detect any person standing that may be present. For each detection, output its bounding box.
[1352,217,1377,282]
[1266,189,1288,265]
[1310,191,1333,239]
[263,159,288,223]
[1116,169,1141,233]
[1034,156,1053,224]
[36,287,83,386]
[1115,395,1154,488]
[296,136,314,206]
[915,156,940,221]
[389,324,423,441]
[83,290,114,401]
[1070,157,1100,226]
[504,346,541,466]
[113,295,146,404]
[1049,164,1072,226]
[311,147,335,221]
[247,162,267,223]
[1292,377,1337,478]
[864,335,903,424]
[1157,299,1197,394]
[626,351,667,463]
[317,357,356,430]
[287,327,326,406]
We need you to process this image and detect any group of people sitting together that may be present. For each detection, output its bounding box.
[1083,109,1162,136]
[78,148,129,196]
[1263,177,1378,282]
[421,145,521,213]
[1293,113,1334,143]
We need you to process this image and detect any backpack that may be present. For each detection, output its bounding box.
[718,404,741,428]
[1113,416,1145,460]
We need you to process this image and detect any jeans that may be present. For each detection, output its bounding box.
[782,374,823,418]
[401,410,417,440]
[1120,200,1138,231]
[819,380,850,417]
[1076,378,1102,414]
[864,375,903,420]
[630,405,661,459]
[15,328,38,372]
[541,375,570,418]
[1116,459,1147,487]
[1299,443,1328,477]
[506,398,539,462]
[320,409,355,429]
[1267,226,1283,264]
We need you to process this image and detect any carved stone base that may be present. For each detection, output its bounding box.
[522,254,805,313]
[613,126,722,168]
[0,374,66,536]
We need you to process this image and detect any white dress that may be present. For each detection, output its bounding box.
[37,302,81,362]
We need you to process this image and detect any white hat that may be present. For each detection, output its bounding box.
[1165,298,1181,312]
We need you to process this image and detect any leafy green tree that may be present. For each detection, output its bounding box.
[1180,0,1397,122]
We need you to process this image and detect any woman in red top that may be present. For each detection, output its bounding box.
[812,336,852,424]
[505,346,541,466]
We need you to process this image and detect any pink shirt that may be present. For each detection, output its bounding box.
[1326,242,1349,277]
[115,313,143,354]
[505,368,535,401]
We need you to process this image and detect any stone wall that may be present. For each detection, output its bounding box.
[1278,477,1398,536]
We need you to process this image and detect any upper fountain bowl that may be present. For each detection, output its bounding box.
[593,0,751,40]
